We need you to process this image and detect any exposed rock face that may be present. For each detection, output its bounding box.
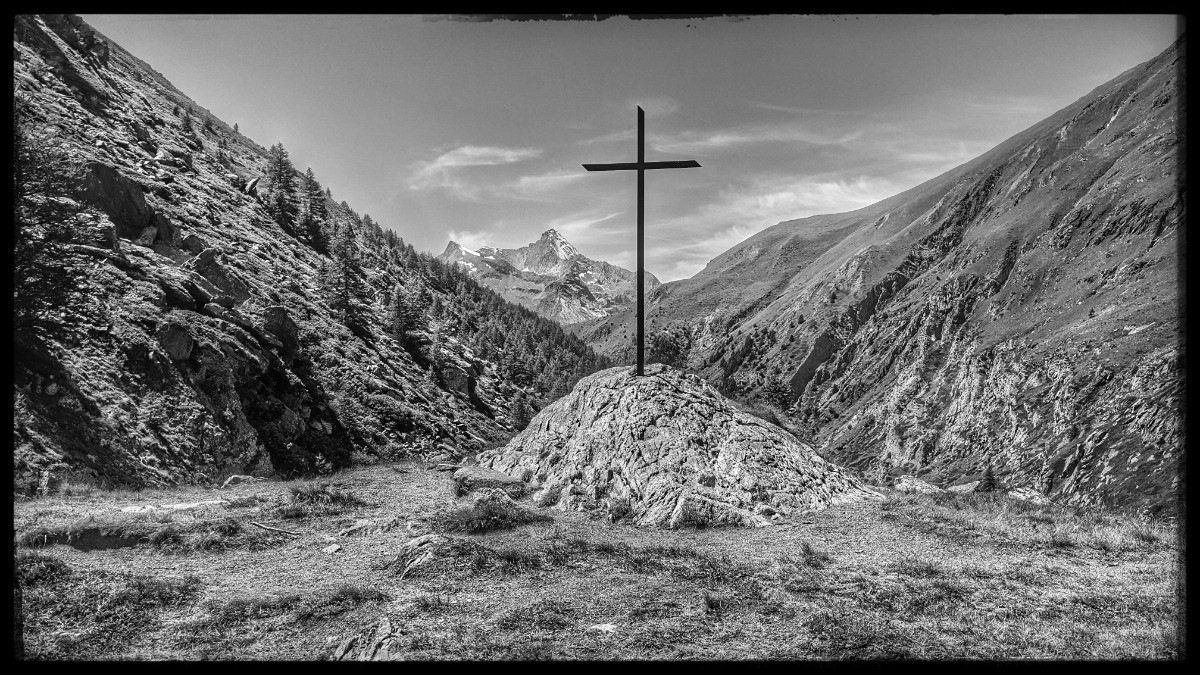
[438,229,661,325]
[479,364,879,528]
[578,37,1183,515]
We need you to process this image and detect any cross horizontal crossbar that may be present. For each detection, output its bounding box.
[582,160,701,171]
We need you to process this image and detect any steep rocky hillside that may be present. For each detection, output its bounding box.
[439,229,660,325]
[12,14,609,494]
[579,36,1183,513]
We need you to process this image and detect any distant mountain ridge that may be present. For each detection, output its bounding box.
[439,229,661,325]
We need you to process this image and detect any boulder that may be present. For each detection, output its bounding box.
[1006,486,1052,505]
[478,364,880,529]
[181,233,208,254]
[894,475,945,495]
[220,474,263,489]
[261,306,301,358]
[156,322,193,361]
[453,465,525,498]
[72,162,152,240]
[129,119,153,145]
[947,481,981,494]
[149,211,179,247]
[439,362,472,396]
[182,248,251,305]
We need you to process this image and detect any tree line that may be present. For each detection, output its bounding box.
[261,141,611,405]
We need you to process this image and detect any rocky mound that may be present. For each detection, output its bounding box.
[478,364,879,528]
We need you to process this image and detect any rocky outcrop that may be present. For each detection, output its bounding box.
[894,475,944,495]
[479,364,879,528]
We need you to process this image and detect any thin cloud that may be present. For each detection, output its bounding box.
[546,209,626,244]
[650,123,863,155]
[749,101,864,116]
[645,174,901,281]
[408,145,543,200]
[511,169,587,200]
[446,228,491,252]
[628,95,680,118]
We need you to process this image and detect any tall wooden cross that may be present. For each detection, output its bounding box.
[583,106,701,376]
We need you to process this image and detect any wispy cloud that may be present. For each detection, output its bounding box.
[579,121,862,154]
[510,169,587,200]
[646,174,901,281]
[749,101,864,116]
[650,123,863,155]
[629,95,680,118]
[446,228,492,251]
[546,209,626,243]
[408,145,543,200]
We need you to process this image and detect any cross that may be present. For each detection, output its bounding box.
[583,106,701,376]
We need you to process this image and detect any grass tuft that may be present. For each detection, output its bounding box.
[430,495,552,534]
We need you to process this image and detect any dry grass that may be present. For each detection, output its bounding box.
[14,461,1181,660]
[879,491,1174,552]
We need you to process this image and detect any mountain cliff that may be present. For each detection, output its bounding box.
[579,36,1184,514]
[438,229,660,325]
[12,14,609,494]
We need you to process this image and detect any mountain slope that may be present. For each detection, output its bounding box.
[12,14,609,494]
[580,35,1183,513]
[439,229,660,325]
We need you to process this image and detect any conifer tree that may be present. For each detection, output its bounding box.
[980,464,998,492]
[233,122,239,134]
[510,396,534,431]
[299,167,329,253]
[327,227,371,338]
[265,142,300,236]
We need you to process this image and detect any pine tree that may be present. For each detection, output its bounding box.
[510,396,533,431]
[181,110,193,133]
[980,464,998,492]
[298,167,329,253]
[233,122,239,133]
[327,227,371,338]
[264,142,299,236]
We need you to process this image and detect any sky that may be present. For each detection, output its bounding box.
[83,14,1180,282]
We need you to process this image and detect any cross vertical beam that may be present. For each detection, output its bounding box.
[583,106,701,376]
[637,107,645,377]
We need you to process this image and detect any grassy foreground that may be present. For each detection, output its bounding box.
[13,461,1182,660]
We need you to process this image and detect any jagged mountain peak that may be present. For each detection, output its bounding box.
[437,228,658,325]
